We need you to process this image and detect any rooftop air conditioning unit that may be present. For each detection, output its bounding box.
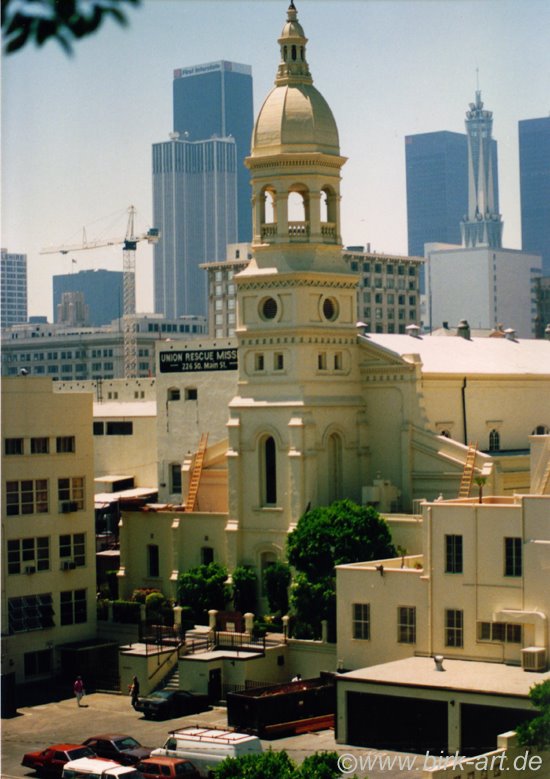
[25,565,36,574]
[521,647,547,672]
[61,560,76,571]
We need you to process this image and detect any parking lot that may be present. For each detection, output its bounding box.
[1,690,426,779]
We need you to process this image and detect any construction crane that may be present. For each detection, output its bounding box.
[41,206,159,378]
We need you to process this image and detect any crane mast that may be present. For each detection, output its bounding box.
[41,206,159,379]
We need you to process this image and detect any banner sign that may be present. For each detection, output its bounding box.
[159,348,238,373]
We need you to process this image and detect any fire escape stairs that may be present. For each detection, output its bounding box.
[185,433,208,511]
[458,442,478,498]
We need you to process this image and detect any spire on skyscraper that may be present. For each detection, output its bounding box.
[461,90,503,248]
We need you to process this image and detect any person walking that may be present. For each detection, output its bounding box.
[73,676,85,707]
[130,675,140,709]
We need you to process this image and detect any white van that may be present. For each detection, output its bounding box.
[62,756,142,779]
[150,726,262,777]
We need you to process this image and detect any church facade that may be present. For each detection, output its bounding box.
[117,3,550,600]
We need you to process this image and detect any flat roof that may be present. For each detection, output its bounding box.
[362,334,550,376]
[339,656,550,698]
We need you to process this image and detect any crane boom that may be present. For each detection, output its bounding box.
[40,206,159,378]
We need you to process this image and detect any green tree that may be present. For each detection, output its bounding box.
[287,499,396,580]
[2,0,141,55]
[517,680,550,750]
[263,561,291,615]
[212,749,348,779]
[287,500,396,640]
[289,572,336,641]
[232,565,258,614]
[176,562,230,625]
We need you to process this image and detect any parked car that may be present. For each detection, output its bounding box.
[21,744,96,777]
[82,735,151,766]
[136,756,200,779]
[62,757,142,779]
[135,690,209,720]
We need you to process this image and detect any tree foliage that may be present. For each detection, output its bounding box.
[2,0,141,55]
[232,565,258,615]
[289,572,336,641]
[517,680,550,749]
[212,749,347,779]
[263,561,291,615]
[287,499,396,580]
[287,500,395,640]
[176,562,230,625]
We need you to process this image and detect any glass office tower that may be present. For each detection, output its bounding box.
[519,117,550,276]
[153,136,238,319]
[173,60,253,243]
[1,248,27,329]
[53,269,123,326]
[405,131,499,256]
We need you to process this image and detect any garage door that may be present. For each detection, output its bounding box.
[461,703,535,756]
[347,691,448,754]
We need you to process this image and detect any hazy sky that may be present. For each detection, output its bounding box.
[3,0,549,319]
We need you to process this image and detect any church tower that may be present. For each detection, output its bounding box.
[460,90,503,249]
[226,2,365,573]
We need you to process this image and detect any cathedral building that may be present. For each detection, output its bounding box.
[117,2,550,600]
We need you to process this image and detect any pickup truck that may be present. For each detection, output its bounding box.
[61,756,142,779]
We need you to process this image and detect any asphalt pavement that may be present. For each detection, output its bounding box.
[1,690,426,779]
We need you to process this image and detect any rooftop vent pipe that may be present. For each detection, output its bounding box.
[434,655,445,671]
[457,319,471,339]
[406,324,421,338]
[504,328,516,341]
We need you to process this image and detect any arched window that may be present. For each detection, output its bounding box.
[532,425,550,435]
[489,429,500,452]
[328,433,343,503]
[263,189,276,223]
[288,190,307,222]
[261,436,277,505]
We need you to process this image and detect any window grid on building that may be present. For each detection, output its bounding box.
[57,477,84,510]
[6,479,49,515]
[352,603,370,640]
[397,606,416,644]
[445,608,464,647]
[60,589,87,625]
[477,621,522,643]
[445,534,463,574]
[59,533,86,567]
[7,537,50,574]
[504,537,522,577]
[8,593,54,633]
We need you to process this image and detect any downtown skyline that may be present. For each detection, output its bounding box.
[2,0,550,320]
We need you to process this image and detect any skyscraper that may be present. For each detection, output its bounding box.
[53,269,123,326]
[405,128,499,257]
[460,91,503,248]
[405,132,468,258]
[152,135,238,319]
[172,61,253,244]
[519,116,550,276]
[153,61,253,321]
[1,248,27,329]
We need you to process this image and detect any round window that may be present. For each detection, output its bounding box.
[261,297,278,320]
[322,297,338,321]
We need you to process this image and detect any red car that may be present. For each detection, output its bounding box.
[21,744,96,777]
[137,757,200,778]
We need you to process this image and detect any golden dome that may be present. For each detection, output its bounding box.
[250,2,340,157]
[252,84,339,156]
